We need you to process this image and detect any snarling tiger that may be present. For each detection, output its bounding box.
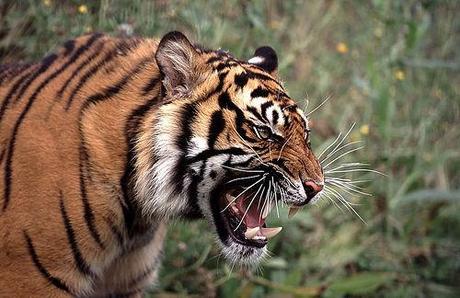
[0,31,324,297]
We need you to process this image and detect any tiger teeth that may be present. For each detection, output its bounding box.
[244,226,260,239]
[260,227,282,239]
[225,193,234,203]
[288,207,301,219]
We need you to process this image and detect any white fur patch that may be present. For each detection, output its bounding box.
[248,56,265,65]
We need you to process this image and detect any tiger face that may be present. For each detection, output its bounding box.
[136,32,324,265]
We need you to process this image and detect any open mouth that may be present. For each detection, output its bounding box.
[211,176,300,249]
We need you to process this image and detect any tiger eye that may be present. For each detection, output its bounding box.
[253,126,272,140]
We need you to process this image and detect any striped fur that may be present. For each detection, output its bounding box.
[0,32,323,297]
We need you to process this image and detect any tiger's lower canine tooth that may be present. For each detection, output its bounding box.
[288,207,301,218]
[244,226,260,239]
[261,227,282,239]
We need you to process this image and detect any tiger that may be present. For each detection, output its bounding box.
[0,31,324,297]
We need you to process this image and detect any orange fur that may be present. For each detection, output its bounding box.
[0,32,323,296]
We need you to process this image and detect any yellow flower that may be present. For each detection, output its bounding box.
[43,0,51,6]
[78,4,88,14]
[336,42,348,54]
[84,26,92,33]
[394,70,405,81]
[359,124,370,136]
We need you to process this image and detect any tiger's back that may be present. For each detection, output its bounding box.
[0,34,168,297]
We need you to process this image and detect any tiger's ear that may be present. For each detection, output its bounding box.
[156,31,200,95]
[248,46,278,77]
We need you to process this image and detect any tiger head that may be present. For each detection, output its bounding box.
[135,32,324,265]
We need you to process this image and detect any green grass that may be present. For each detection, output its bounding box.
[1,0,459,297]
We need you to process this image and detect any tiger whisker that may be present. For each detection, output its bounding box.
[322,188,345,213]
[305,94,332,117]
[317,132,343,160]
[327,186,367,224]
[221,164,264,173]
[225,174,261,184]
[327,180,372,197]
[326,168,387,177]
[320,123,356,162]
[320,140,363,164]
[229,122,266,166]
[323,146,365,169]
[277,134,293,161]
[325,162,370,172]
[235,183,266,231]
[221,175,266,212]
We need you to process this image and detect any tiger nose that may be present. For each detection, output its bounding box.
[303,180,323,201]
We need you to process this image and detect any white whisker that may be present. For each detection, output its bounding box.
[317,132,343,160]
[225,174,261,184]
[221,164,264,173]
[221,175,266,212]
[277,134,293,161]
[320,123,356,162]
[234,183,266,231]
[323,146,365,169]
[327,187,367,224]
[305,95,332,117]
[326,168,387,176]
[327,180,372,197]
[320,141,363,164]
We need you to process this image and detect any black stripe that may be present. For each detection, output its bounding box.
[250,86,270,98]
[0,63,42,124]
[196,70,229,104]
[142,76,160,95]
[77,58,152,245]
[218,91,256,142]
[56,41,105,99]
[272,109,279,125]
[59,193,94,276]
[234,72,249,88]
[245,69,283,89]
[78,145,105,248]
[185,147,247,165]
[121,97,160,236]
[260,101,274,121]
[0,148,4,164]
[208,110,225,148]
[247,106,265,123]
[3,34,103,212]
[171,103,198,196]
[1,57,58,211]
[81,58,150,110]
[65,45,119,110]
[24,231,71,293]
[206,56,222,64]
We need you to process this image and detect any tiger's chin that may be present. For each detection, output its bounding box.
[209,181,282,266]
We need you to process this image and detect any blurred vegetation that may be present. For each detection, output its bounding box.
[1,0,459,297]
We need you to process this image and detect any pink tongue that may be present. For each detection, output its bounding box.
[236,197,264,228]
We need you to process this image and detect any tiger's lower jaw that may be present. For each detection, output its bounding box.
[209,184,282,266]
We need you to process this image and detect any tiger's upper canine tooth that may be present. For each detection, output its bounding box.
[244,226,260,239]
[288,207,301,219]
[261,227,282,239]
[225,193,234,203]
[262,200,273,219]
